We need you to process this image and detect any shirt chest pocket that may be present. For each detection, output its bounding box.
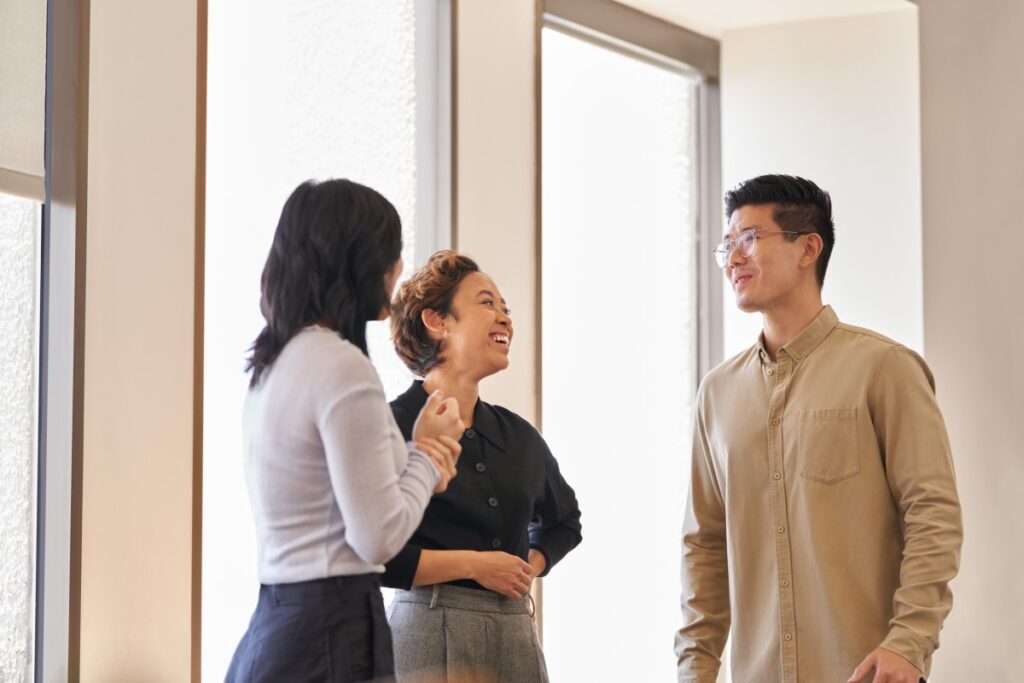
[797,408,860,485]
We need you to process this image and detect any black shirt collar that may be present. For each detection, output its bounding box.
[396,380,506,451]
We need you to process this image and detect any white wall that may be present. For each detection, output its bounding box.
[720,7,922,357]
[917,1,1024,679]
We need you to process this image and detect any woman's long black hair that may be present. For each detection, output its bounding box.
[246,178,402,387]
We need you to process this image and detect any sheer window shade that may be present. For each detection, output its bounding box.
[0,0,47,200]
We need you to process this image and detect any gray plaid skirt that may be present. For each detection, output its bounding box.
[386,584,549,682]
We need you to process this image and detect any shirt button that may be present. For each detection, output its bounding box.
[475,462,487,473]
[784,633,793,641]
[488,497,499,508]
[773,472,782,480]
[777,526,785,534]
[772,418,781,426]
[782,579,790,587]
[465,428,476,439]
[491,537,502,548]
[766,368,775,376]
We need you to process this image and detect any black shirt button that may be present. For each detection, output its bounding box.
[491,537,502,548]
[488,497,499,508]
[475,462,487,473]
[465,428,476,439]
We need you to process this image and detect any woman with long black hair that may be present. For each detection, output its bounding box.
[226,179,465,682]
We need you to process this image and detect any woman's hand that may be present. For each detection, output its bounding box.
[413,390,465,443]
[416,435,461,493]
[468,552,534,599]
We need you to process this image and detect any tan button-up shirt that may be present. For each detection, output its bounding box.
[676,307,962,682]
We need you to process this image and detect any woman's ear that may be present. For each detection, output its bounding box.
[421,308,447,342]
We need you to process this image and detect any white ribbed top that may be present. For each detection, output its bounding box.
[242,326,439,584]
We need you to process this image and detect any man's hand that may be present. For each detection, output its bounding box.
[848,648,923,683]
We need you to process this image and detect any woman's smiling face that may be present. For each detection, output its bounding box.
[439,271,513,379]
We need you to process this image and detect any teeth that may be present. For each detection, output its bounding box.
[491,335,509,344]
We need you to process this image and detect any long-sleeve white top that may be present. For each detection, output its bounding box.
[242,325,439,584]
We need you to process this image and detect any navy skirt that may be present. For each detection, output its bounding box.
[225,574,393,683]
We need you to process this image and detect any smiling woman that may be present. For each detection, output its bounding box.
[383,250,582,682]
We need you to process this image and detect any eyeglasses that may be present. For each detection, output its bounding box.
[713,228,810,268]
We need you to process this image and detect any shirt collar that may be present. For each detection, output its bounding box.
[757,305,840,365]
[399,381,506,451]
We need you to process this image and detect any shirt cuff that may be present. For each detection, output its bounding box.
[381,544,423,590]
[879,625,932,676]
[527,544,552,577]
[528,525,581,576]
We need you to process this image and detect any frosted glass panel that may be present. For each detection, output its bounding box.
[0,193,39,680]
[540,27,698,682]
[204,1,425,678]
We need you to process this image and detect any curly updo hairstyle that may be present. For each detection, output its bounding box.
[246,178,402,387]
[391,250,480,376]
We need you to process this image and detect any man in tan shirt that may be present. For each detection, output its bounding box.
[676,175,962,683]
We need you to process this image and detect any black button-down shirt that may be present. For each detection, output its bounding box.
[381,381,583,591]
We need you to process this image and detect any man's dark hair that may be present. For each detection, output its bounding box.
[724,174,835,288]
[247,178,403,387]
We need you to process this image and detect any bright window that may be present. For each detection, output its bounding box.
[0,193,41,681]
[540,26,699,682]
[202,1,448,678]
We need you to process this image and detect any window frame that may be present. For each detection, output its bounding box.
[415,0,455,263]
[36,0,89,680]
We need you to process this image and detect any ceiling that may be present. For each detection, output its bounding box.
[614,0,913,38]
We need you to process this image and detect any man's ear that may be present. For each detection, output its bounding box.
[421,308,447,342]
[801,232,824,269]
